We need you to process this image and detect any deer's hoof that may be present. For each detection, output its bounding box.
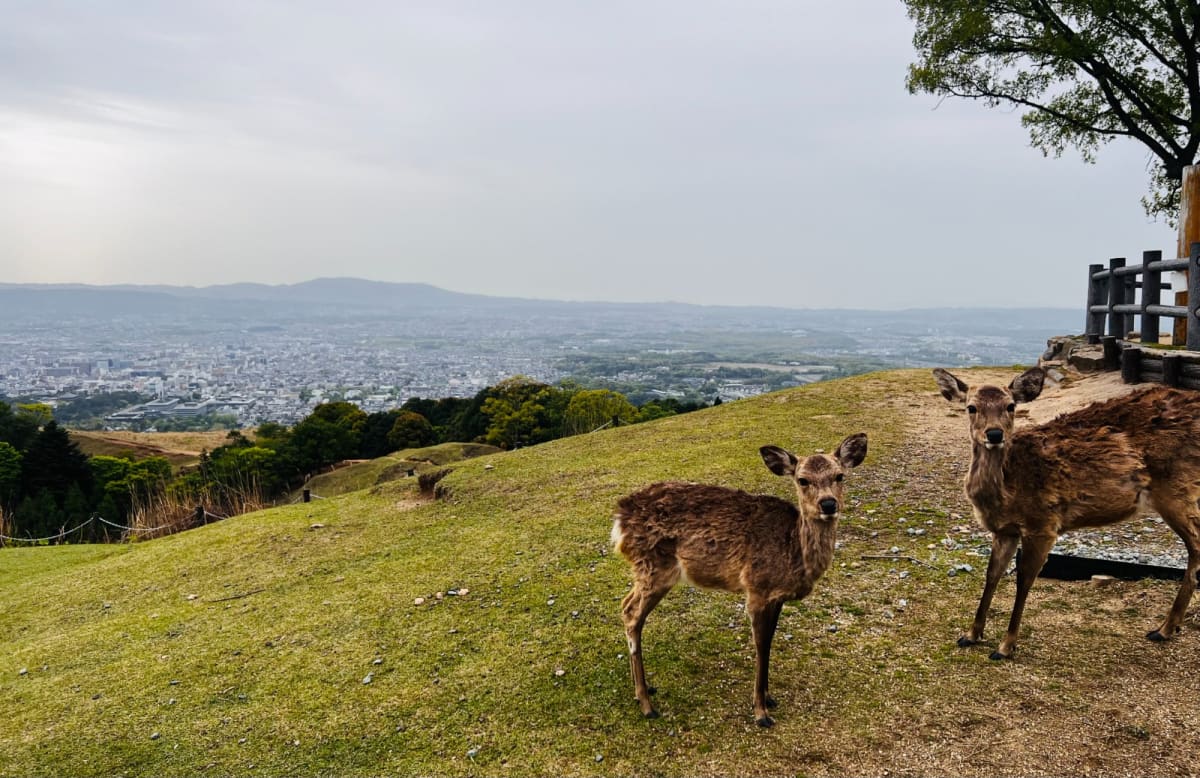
[1146,629,1170,642]
[643,708,660,719]
[956,636,978,648]
[988,650,1012,661]
[755,715,775,728]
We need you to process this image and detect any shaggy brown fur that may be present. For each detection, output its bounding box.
[934,367,1200,660]
[612,433,867,727]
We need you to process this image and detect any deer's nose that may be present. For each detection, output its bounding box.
[985,428,1004,446]
[818,498,838,516]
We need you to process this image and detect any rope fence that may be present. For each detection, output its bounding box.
[94,514,179,534]
[0,480,331,547]
[0,517,99,544]
[288,489,325,504]
[1,509,227,545]
[0,494,318,545]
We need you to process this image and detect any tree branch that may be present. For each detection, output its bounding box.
[904,0,1200,214]
[1027,0,1184,158]
[1103,4,1187,83]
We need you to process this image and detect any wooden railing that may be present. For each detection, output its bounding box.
[1085,241,1200,349]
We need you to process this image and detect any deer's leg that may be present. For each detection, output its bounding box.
[621,564,678,719]
[993,533,1054,660]
[1148,495,1200,641]
[748,597,784,728]
[958,533,1019,647]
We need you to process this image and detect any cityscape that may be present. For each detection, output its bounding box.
[0,279,1081,429]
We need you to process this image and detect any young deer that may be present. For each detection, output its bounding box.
[612,433,868,727]
[934,366,1200,660]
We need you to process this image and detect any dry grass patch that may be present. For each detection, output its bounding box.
[70,430,241,470]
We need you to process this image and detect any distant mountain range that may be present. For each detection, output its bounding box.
[0,277,1080,324]
[0,278,1085,394]
[0,278,514,319]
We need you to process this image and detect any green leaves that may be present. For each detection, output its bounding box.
[904,0,1199,222]
[563,389,638,436]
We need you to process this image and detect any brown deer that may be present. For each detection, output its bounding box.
[934,366,1200,660]
[611,433,868,727]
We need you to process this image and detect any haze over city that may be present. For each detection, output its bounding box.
[0,1,1178,310]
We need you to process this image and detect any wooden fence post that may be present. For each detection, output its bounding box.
[1107,257,1126,337]
[195,505,205,526]
[1141,250,1163,344]
[1102,335,1121,370]
[1123,263,1137,331]
[1085,263,1105,342]
[303,489,311,503]
[1163,353,1183,387]
[1120,344,1141,383]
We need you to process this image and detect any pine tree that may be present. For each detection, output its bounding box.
[20,421,93,506]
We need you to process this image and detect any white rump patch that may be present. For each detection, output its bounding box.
[610,519,626,553]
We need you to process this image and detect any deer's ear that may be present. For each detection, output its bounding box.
[1009,367,1046,404]
[835,433,868,469]
[760,445,798,476]
[932,368,968,403]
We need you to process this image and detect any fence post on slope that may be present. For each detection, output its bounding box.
[1141,250,1163,344]
[1085,263,1106,343]
[1107,257,1127,338]
[1120,344,1141,383]
[1163,352,1183,387]
[1102,336,1121,371]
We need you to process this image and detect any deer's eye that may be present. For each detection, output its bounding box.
[835,473,844,483]
[1006,403,1016,413]
[797,478,810,487]
[967,405,978,414]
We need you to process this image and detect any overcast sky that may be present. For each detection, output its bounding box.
[0,1,1180,309]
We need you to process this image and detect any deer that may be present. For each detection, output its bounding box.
[933,366,1200,660]
[611,433,868,727]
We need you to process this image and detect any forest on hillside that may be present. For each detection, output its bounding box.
[0,376,709,544]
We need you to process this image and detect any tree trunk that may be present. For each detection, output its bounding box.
[1175,165,1200,345]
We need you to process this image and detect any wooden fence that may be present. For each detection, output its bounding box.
[1085,241,1200,349]
[1098,335,1200,389]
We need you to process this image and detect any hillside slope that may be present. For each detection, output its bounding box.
[3,369,1199,777]
[298,442,502,500]
[70,430,237,470]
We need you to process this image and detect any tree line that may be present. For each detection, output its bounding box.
[0,377,711,543]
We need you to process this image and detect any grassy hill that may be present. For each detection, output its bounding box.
[4,369,1200,776]
[70,430,240,470]
[298,442,502,500]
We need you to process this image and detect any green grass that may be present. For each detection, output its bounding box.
[2,369,1195,776]
[299,442,501,499]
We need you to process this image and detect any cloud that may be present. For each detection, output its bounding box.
[0,0,1177,307]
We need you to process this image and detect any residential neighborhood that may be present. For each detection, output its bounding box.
[0,284,1079,430]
